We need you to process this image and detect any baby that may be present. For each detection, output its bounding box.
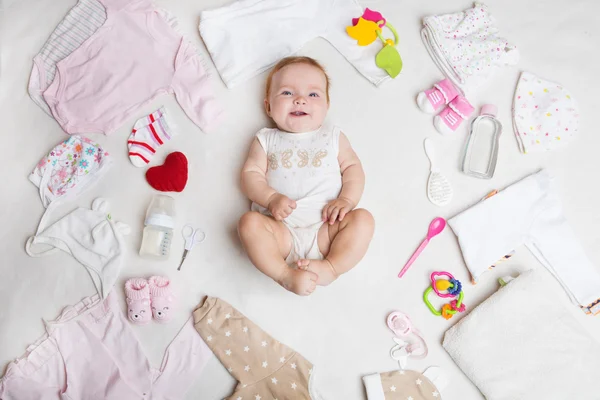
[238,56,375,296]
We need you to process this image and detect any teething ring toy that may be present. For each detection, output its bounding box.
[346,9,403,78]
[424,287,464,319]
[423,271,466,320]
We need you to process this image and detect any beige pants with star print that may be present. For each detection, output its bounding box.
[193,297,319,400]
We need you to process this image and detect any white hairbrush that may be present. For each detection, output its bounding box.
[424,138,453,207]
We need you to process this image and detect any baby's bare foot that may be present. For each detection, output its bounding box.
[297,259,338,286]
[279,267,317,296]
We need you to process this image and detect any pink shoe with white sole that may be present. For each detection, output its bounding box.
[417,79,460,114]
[433,95,475,135]
[148,276,175,323]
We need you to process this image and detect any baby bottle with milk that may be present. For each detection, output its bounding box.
[139,194,175,259]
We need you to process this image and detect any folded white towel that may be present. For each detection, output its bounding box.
[443,269,600,400]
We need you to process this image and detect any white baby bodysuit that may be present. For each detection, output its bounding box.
[251,124,343,262]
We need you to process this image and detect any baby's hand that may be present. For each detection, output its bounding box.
[267,193,297,221]
[322,197,355,225]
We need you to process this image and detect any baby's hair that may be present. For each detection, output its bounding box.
[265,56,330,103]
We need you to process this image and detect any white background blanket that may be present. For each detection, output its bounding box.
[1,0,600,399]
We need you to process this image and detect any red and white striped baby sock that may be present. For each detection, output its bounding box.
[127,107,177,167]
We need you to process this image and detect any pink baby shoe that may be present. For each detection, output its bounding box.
[416,78,460,114]
[148,276,175,323]
[433,95,475,135]
[125,278,152,325]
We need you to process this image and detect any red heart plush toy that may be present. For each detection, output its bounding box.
[145,152,188,192]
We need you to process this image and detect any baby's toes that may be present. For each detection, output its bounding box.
[305,283,316,295]
[297,259,310,270]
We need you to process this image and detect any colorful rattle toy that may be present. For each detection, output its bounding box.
[346,8,402,78]
[423,271,466,320]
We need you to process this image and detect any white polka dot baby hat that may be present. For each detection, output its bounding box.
[512,71,579,153]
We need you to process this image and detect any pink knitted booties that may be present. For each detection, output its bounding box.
[125,278,152,325]
[148,276,175,323]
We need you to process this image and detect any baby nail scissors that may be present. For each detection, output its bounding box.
[178,224,207,271]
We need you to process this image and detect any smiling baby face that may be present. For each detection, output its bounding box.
[264,57,330,133]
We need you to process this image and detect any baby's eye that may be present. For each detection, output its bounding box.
[140,310,145,314]
[163,307,169,311]
[309,93,319,97]
[129,309,132,312]
[281,90,292,95]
